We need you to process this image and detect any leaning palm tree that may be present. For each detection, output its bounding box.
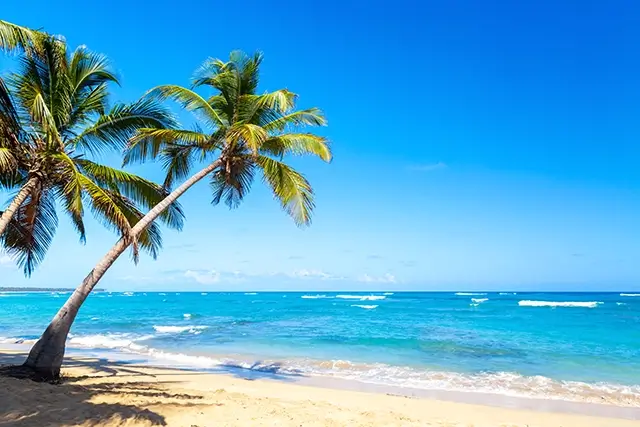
[22,50,331,380]
[0,36,184,275]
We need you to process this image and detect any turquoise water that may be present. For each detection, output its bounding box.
[2,291,640,405]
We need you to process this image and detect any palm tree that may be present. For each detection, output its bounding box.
[0,36,184,275]
[21,50,331,380]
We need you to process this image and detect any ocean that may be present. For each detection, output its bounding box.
[2,291,640,406]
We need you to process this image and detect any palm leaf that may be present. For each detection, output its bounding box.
[75,159,184,230]
[124,128,210,166]
[210,146,255,208]
[147,85,224,127]
[77,173,134,239]
[260,133,332,162]
[49,152,86,242]
[261,108,327,132]
[95,191,164,262]
[69,46,119,92]
[1,185,58,276]
[0,20,44,54]
[0,148,17,173]
[227,123,267,153]
[257,155,314,226]
[69,98,176,155]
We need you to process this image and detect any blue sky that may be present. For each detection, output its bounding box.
[1,0,639,291]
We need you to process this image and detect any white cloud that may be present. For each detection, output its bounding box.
[184,270,221,284]
[287,269,335,280]
[0,252,12,267]
[183,269,247,285]
[357,273,397,283]
[409,162,447,172]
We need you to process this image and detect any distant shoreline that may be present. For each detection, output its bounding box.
[0,287,106,292]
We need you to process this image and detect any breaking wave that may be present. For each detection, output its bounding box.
[518,300,602,308]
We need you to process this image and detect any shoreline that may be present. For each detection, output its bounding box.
[3,344,640,422]
[1,349,639,426]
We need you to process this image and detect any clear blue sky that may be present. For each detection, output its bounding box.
[1,0,639,291]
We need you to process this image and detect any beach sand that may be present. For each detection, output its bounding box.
[1,350,638,427]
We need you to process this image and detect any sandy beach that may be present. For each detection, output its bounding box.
[0,350,638,427]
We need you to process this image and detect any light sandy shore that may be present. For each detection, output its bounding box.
[1,350,639,427]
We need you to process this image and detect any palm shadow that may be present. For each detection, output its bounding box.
[0,351,207,427]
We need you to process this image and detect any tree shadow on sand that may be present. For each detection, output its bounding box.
[0,352,206,427]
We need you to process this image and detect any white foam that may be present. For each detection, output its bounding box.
[68,333,153,351]
[183,313,192,319]
[0,336,29,344]
[301,295,331,299]
[54,340,640,407]
[153,325,209,334]
[90,317,100,321]
[145,349,224,368]
[351,305,378,310]
[122,292,134,296]
[244,292,257,295]
[518,300,602,308]
[336,295,386,301]
[471,298,488,303]
[617,302,626,306]
[159,293,167,295]
[499,292,517,295]
[383,292,394,295]
[620,293,640,297]
[455,292,486,296]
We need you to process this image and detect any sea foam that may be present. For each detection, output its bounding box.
[518,300,602,308]
[351,305,378,310]
[455,292,487,296]
[471,298,488,303]
[153,325,209,334]
[620,293,640,297]
[336,295,386,301]
[68,333,153,351]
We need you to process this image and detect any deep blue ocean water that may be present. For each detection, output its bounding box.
[2,291,640,405]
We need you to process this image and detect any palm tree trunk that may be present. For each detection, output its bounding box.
[23,160,221,380]
[0,176,38,237]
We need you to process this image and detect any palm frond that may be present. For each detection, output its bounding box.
[260,133,332,162]
[257,155,314,226]
[238,90,297,124]
[75,158,184,230]
[96,191,164,262]
[69,46,119,92]
[77,173,134,239]
[70,98,176,155]
[124,128,210,166]
[49,152,86,242]
[0,20,45,55]
[1,185,58,276]
[0,77,22,141]
[0,148,17,173]
[147,85,224,128]
[210,146,255,208]
[227,123,267,153]
[159,144,198,189]
[261,108,327,132]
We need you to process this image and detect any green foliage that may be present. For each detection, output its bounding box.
[0,33,184,275]
[0,20,47,55]
[129,50,331,226]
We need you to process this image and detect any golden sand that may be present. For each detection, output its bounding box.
[0,353,638,426]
